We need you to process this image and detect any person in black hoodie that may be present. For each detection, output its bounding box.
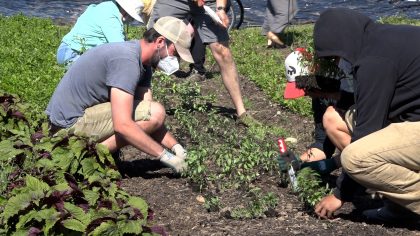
[312,8,420,223]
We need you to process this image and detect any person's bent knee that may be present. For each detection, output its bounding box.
[341,144,365,175]
[149,101,166,126]
[134,101,166,130]
[210,41,232,62]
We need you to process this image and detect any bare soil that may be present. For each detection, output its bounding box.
[118,51,419,235]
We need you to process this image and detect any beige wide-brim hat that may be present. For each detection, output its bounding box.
[153,16,194,63]
[116,0,144,23]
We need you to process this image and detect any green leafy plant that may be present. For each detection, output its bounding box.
[152,74,283,191]
[0,14,65,110]
[378,15,420,26]
[204,195,220,212]
[230,188,278,219]
[0,92,163,235]
[295,167,331,208]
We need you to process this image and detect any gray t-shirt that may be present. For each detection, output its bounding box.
[46,40,152,128]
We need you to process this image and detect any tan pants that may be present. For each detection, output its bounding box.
[70,100,151,142]
[341,122,420,214]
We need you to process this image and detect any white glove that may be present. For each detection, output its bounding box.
[171,144,187,160]
[159,149,187,173]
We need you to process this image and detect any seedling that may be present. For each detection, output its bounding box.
[229,188,278,219]
[296,167,331,208]
[204,195,221,212]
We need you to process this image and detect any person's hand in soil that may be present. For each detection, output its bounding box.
[171,143,187,160]
[315,194,343,219]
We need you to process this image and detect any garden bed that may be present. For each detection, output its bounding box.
[117,61,419,235]
[1,15,418,235]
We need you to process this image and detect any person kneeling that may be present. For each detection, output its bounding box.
[47,16,193,174]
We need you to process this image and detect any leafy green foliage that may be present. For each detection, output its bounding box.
[0,14,66,110]
[0,92,163,235]
[296,167,331,208]
[203,195,220,212]
[378,15,420,26]
[229,188,278,219]
[151,75,282,217]
[126,24,146,40]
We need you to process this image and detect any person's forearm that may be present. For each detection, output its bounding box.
[194,0,206,7]
[216,0,227,5]
[216,0,227,8]
[115,120,164,157]
[143,90,153,101]
[110,88,163,157]
[215,0,229,28]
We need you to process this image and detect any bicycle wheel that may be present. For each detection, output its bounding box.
[227,0,244,31]
[233,0,244,29]
[227,1,236,31]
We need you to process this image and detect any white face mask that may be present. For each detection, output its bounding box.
[157,44,179,75]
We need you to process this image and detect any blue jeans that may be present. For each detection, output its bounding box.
[56,42,80,65]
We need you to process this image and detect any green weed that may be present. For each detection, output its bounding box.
[296,167,331,208]
[230,188,278,219]
[0,14,66,110]
[204,195,221,212]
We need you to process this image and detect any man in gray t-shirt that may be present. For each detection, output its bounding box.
[46,16,194,174]
[47,40,152,128]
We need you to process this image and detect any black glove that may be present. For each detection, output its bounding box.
[277,150,301,173]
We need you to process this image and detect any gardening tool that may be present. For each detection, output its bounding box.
[276,138,301,189]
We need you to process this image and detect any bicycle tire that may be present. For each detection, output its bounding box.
[227,1,236,31]
[234,0,244,29]
[227,0,244,31]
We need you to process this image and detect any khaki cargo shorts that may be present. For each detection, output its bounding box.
[70,100,151,142]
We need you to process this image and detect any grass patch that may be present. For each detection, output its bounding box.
[228,25,314,116]
[0,14,66,111]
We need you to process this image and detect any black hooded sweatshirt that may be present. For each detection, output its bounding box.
[314,8,420,201]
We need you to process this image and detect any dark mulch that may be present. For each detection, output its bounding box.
[118,49,419,235]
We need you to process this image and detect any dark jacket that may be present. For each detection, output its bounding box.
[314,8,420,201]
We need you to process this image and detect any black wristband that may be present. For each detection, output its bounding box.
[216,6,226,11]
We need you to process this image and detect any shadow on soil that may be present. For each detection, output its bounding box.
[116,159,179,179]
